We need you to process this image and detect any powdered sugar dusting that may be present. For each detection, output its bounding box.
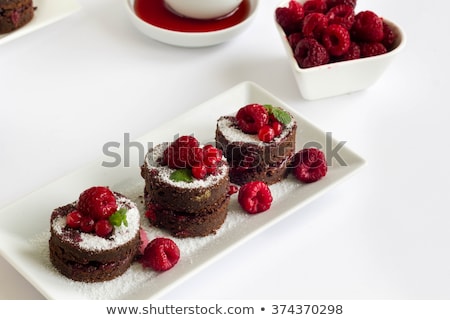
[144,143,228,189]
[30,177,303,299]
[51,196,140,251]
[217,116,296,144]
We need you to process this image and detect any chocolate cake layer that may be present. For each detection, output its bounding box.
[141,161,230,214]
[145,190,229,238]
[141,144,230,214]
[49,237,137,283]
[0,0,34,34]
[215,115,297,185]
[228,156,292,186]
[216,116,297,169]
[49,193,141,282]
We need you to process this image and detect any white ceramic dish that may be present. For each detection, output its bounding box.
[274,0,406,100]
[124,0,258,47]
[0,81,365,299]
[0,0,81,46]
[165,0,243,20]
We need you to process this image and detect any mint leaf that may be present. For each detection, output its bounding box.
[109,208,128,227]
[264,104,292,125]
[170,168,193,183]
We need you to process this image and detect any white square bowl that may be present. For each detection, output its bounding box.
[274,0,406,100]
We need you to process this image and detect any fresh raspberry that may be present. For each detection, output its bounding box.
[351,11,384,42]
[66,210,82,229]
[359,42,387,57]
[294,38,330,68]
[275,0,304,35]
[337,41,360,61]
[287,32,303,51]
[293,148,327,183]
[302,13,328,39]
[326,0,356,10]
[142,238,180,272]
[303,0,327,15]
[236,104,269,134]
[77,186,118,221]
[94,219,113,238]
[238,181,273,214]
[322,24,351,57]
[258,125,275,142]
[382,21,397,50]
[326,4,355,30]
[163,135,199,169]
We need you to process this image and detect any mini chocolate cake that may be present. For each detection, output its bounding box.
[0,0,34,34]
[49,191,141,283]
[215,107,297,185]
[141,139,230,238]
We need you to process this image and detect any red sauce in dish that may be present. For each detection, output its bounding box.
[134,0,251,33]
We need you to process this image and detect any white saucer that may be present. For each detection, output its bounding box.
[124,0,259,47]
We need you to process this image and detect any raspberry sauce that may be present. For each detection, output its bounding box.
[134,0,251,33]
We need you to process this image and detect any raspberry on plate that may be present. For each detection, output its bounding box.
[238,181,273,214]
[142,237,180,272]
[293,148,328,183]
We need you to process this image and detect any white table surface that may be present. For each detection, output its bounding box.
[1,0,449,300]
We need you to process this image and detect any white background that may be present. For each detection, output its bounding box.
[1,0,449,299]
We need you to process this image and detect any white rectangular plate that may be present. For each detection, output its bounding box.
[0,81,365,299]
[0,0,81,46]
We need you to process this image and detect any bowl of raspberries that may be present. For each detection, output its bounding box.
[275,0,406,100]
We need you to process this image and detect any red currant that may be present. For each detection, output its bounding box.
[203,145,222,166]
[272,121,283,137]
[191,164,207,179]
[95,219,113,238]
[80,216,95,233]
[258,125,275,142]
[66,210,82,229]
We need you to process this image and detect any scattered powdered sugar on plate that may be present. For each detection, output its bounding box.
[28,175,302,299]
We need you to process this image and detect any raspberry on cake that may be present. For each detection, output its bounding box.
[0,0,35,34]
[141,135,231,238]
[216,103,297,186]
[49,186,141,283]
